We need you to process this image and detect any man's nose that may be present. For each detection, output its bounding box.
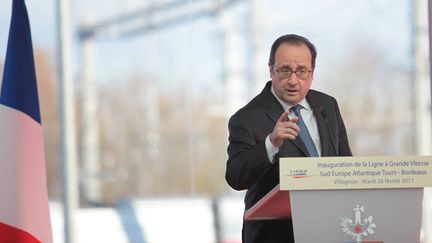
[287,73,298,85]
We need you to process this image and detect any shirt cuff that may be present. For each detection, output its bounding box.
[265,134,279,164]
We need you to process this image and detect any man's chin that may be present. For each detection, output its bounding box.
[282,95,301,105]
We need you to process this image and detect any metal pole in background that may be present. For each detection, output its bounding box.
[56,0,78,242]
[81,18,101,205]
[427,1,432,240]
[249,0,265,96]
[414,0,432,242]
[220,8,248,117]
[414,0,432,155]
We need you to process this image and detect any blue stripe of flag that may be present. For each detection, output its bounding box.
[0,0,41,124]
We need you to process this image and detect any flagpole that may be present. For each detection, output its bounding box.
[56,0,79,242]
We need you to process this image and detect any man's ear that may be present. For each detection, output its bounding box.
[268,62,273,75]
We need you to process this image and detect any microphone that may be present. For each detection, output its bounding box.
[320,106,327,118]
[320,106,338,155]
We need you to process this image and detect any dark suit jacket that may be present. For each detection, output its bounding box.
[225,81,352,243]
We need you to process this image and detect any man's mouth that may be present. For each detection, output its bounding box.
[286,89,299,94]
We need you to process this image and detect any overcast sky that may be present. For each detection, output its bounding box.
[0,0,412,94]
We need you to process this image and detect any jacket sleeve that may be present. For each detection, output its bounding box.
[225,114,273,191]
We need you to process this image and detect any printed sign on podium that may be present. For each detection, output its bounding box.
[245,156,432,243]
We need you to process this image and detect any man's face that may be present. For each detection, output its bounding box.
[269,43,314,105]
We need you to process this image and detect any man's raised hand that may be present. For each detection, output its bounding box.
[269,111,300,147]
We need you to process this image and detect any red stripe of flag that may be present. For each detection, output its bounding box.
[0,222,40,243]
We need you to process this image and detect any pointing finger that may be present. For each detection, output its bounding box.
[277,111,289,123]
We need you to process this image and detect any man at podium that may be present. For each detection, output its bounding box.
[225,34,352,243]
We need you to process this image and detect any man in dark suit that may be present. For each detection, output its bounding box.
[225,34,352,243]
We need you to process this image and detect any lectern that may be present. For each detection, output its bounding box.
[245,156,432,243]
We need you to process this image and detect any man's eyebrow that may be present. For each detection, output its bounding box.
[295,64,308,69]
[278,65,309,70]
[278,65,292,69]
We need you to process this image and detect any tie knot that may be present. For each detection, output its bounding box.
[291,105,302,116]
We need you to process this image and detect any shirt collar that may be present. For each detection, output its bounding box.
[271,84,311,112]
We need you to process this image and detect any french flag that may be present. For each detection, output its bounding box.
[0,0,53,242]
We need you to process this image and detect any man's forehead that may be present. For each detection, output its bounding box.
[274,43,312,65]
[275,42,310,55]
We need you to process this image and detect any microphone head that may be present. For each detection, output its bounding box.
[320,106,327,118]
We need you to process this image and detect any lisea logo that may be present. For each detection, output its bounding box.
[286,169,315,179]
[340,205,383,243]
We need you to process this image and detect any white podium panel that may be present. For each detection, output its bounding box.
[290,188,423,243]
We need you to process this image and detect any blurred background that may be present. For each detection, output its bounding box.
[0,0,431,242]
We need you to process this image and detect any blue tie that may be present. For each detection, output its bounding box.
[291,105,319,157]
